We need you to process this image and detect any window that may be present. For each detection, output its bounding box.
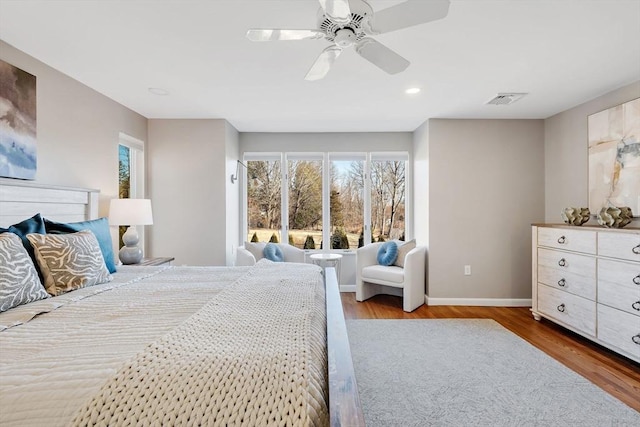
[288,156,323,249]
[371,155,406,242]
[243,152,409,250]
[118,133,144,248]
[246,157,282,244]
[330,155,365,249]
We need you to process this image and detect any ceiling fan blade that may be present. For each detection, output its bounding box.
[318,0,351,24]
[355,38,409,75]
[305,46,343,81]
[369,0,450,35]
[246,29,325,41]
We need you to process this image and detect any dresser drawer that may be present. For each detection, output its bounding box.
[538,227,596,254]
[538,284,596,336]
[537,247,596,283]
[597,304,640,362]
[598,231,640,262]
[538,265,596,300]
[598,259,640,316]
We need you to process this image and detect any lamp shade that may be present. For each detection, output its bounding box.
[108,198,153,226]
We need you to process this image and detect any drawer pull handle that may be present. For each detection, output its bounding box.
[634,275,640,285]
[634,244,640,255]
[557,303,565,313]
[557,236,566,244]
[558,258,566,267]
[558,278,566,287]
[633,335,640,345]
[633,301,640,311]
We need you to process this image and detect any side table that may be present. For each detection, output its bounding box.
[135,257,175,266]
[309,253,342,282]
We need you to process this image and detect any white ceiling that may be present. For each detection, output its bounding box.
[1,0,639,132]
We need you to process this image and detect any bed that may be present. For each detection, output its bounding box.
[0,178,364,426]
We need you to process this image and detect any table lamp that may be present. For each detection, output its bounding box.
[108,198,153,265]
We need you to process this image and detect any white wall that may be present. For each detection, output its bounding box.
[544,81,640,227]
[425,119,545,303]
[240,132,413,153]
[147,119,239,266]
[0,41,147,217]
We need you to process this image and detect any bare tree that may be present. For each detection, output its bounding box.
[248,160,282,231]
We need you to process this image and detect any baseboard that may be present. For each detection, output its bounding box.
[340,284,356,292]
[425,295,532,307]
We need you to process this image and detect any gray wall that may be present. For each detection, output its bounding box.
[0,41,147,217]
[240,132,413,153]
[147,119,240,266]
[423,119,545,302]
[544,81,640,227]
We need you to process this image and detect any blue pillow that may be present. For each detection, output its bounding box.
[263,243,284,262]
[0,213,46,277]
[44,217,117,273]
[377,241,399,266]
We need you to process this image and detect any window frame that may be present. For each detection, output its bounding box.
[118,133,145,248]
[242,151,411,252]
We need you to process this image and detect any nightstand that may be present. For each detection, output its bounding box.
[136,257,175,266]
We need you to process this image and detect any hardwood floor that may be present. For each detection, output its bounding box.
[341,293,640,412]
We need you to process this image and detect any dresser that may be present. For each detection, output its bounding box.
[531,224,640,363]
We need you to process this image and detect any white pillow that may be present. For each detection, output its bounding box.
[244,241,266,261]
[393,239,416,268]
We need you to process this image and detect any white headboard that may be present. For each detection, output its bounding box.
[0,178,99,227]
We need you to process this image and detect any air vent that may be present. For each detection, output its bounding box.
[486,93,528,105]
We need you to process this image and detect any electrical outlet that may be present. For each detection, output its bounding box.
[464,265,471,276]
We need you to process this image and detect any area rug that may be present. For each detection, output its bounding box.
[346,319,639,426]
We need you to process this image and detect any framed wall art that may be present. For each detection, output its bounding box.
[588,97,639,216]
[0,59,37,180]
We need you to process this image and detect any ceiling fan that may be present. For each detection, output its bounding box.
[246,0,450,81]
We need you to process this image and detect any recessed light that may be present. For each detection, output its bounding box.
[405,87,421,95]
[148,87,169,96]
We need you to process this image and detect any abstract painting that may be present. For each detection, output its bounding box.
[0,60,37,180]
[588,98,640,216]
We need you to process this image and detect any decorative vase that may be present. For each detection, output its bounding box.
[596,206,633,228]
[561,207,590,226]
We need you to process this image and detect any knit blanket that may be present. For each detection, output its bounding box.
[72,260,328,426]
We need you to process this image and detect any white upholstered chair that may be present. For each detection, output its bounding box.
[356,241,427,312]
[236,242,306,266]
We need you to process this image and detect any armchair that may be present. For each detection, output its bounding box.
[356,242,427,312]
[236,242,306,266]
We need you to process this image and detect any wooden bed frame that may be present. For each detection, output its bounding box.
[0,178,365,426]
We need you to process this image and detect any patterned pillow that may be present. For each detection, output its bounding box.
[27,230,113,296]
[44,217,117,273]
[0,233,49,312]
[393,239,417,268]
[0,213,46,279]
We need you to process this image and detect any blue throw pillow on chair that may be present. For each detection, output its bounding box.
[263,243,284,262]
[377,241,399,266]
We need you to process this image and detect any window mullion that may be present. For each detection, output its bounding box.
[364,153,372,245]
[322,152,330,251]
[281,153,288,244]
